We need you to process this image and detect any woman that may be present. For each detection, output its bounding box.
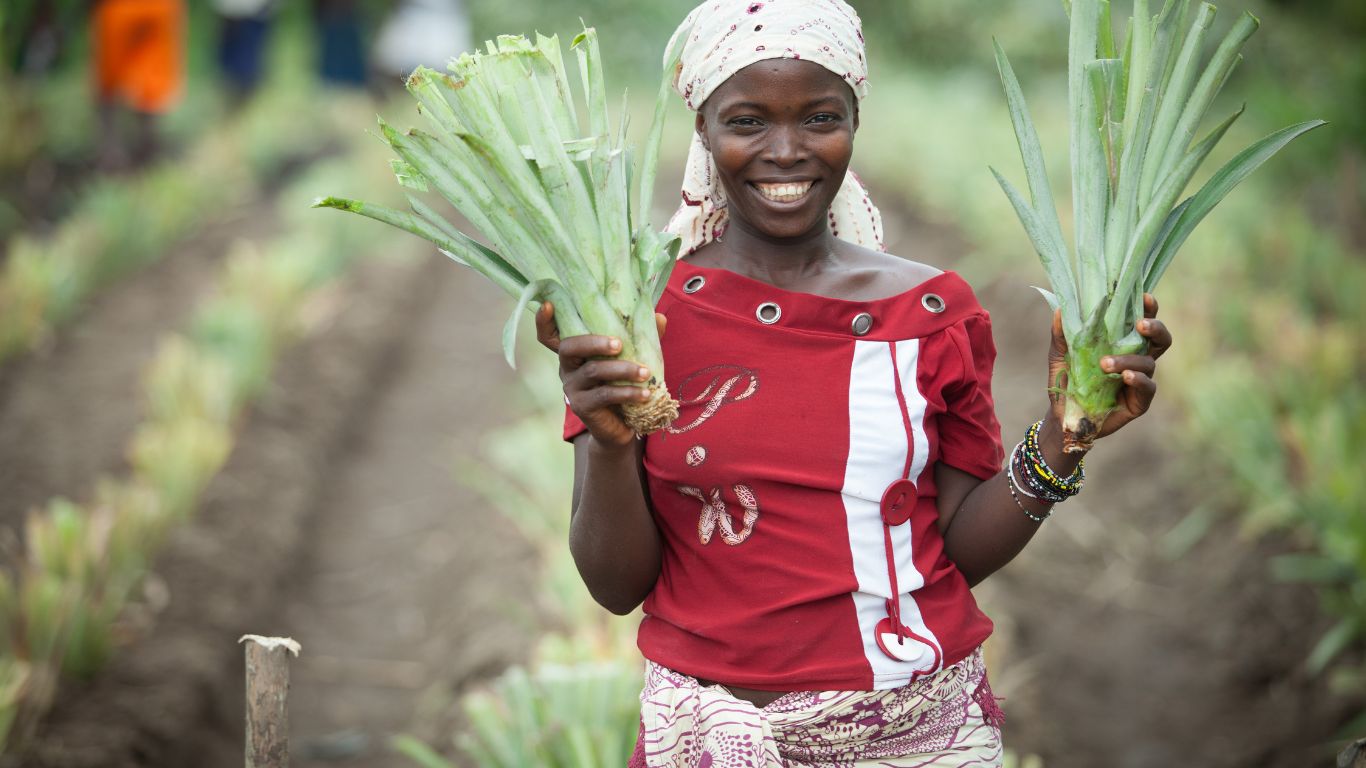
[537,1,1171,765]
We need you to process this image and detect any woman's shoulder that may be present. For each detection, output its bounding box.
[832,242,945,301]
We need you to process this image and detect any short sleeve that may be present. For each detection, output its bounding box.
[563,405,588,442]
[938,312,1005,480]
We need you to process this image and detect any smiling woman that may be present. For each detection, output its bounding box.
[535,0,1174,765]
[697,61,856,240]
[685,58,944,302]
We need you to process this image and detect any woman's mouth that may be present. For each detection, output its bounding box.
[752,180,815,204]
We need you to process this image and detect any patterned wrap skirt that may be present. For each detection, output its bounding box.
[629,647,1004,768]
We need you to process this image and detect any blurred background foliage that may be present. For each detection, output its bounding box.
[0,0,1362,761]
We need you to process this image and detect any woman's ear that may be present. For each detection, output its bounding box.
[694,112,710,151]
[853,104,860,133]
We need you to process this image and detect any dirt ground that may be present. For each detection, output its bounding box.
[1,185,1359,767]
[965,271,1356,768]
[0,202,281,532]
[237,253,539,768]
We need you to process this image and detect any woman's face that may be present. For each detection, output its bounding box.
[696,58,858,244]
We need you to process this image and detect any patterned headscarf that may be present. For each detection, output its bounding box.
[665,0,884,256]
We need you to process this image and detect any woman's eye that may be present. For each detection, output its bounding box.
[807,113,841,125]
[729,117,762,128]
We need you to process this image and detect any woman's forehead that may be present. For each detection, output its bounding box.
[704,58,855,111]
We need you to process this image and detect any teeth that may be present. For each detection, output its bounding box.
[755,181,813,202]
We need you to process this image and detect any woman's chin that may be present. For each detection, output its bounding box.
[729,213,830,242]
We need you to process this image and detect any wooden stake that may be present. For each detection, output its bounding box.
[240,635,301,768]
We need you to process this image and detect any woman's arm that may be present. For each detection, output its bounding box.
[934,415,1077,586]
[936,295,1172,586]
[568,432,661,615]
[539,305,663,615]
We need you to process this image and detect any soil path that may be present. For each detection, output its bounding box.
[0,203,281,532]
[14,251,434,767]
[267,258,538,768]
[0,144,336,527]
[7,212,538,766]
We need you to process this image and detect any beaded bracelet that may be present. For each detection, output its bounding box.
[1010,440,1068,503]
[1024,420,1085,490]
[1020,419,1085,497]
[1005,461,1051,523]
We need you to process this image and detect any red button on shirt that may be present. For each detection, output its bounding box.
[880,478,918,526]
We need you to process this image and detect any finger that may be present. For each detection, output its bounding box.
[1100,368,1159,439]
[1050,309,1067,356]
[571,384,654,412]
[656,312,667,339]
[1119,369,1157,413]
[557,334,623,366]
[572,359,653,388]
[1101,354,1156,378]
[1143,293,1159,319]
[1135,317,1172,360]
[535,302,561,352]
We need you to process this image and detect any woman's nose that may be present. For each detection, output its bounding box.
[764,125,804,167]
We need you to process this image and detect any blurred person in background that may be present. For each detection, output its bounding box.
[312,0,367,87]
[372,0,471,83]
[214,0,279,109]
[92,0,185,170]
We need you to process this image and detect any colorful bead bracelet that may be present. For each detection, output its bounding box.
[1005,419,1086,521]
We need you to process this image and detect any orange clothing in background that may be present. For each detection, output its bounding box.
[94,0,185,113]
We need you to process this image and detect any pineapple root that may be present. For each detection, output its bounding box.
[621,384,679,435]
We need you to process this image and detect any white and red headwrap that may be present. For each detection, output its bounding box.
[665,0,884,256]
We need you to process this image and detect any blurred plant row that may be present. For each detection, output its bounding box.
[393,352,646,768]
[852,2,1364,737]
[0,80,347,367]
[0,99,395,752]
[0,1,274,244]
[1173,183,1366,725]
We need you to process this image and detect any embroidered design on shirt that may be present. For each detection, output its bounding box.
[667,364,760,434]
[685,444,708,466]
[678,484,760,545]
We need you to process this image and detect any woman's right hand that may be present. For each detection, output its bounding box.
[535,302,653,449]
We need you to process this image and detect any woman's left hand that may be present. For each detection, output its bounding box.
[1046,293,1173,441]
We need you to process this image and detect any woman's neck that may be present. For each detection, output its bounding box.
[711,216,842,288]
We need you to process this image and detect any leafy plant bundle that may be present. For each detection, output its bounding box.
[993,0,1325,451]
[317,29,688,434]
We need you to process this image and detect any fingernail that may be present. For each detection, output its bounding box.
[638,367,650,380]
[1102,357,1114,370]
[609,338,621,352]
[1139,320,1151,331]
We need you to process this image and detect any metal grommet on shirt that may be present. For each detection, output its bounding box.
[756,302,782,325]
[921,293,946,314]
[851,312,874,336]
[683,275,706,294]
